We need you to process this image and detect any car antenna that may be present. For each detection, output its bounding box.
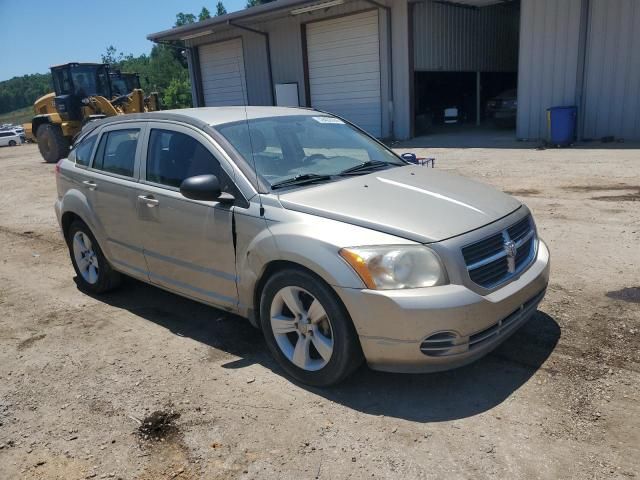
[237,58,265,217]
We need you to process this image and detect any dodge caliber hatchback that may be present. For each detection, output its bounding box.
[55,107,550,386]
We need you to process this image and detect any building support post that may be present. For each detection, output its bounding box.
[362,0,394,138]
[187,46,204,107]
[575,0,590,141]
[476,71,481,126]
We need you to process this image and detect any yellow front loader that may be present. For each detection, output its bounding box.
[25,63,160,163]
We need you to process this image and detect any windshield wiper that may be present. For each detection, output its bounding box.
[339,160,394,176]
[270,173,334,190]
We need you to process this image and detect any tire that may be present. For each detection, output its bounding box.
[67,220,121,293]
[260,268,363,386]
[37,123,69,163]
[8,140,16,147]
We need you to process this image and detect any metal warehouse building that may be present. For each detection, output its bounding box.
[148,0,640,141]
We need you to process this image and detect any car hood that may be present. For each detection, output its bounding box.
[276,166,521,243]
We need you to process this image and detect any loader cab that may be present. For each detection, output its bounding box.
[109,71,141,96]
[50,63,112,121]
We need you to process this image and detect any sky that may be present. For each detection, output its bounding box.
[0,0,246,81]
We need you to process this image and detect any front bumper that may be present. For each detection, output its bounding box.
[335,240,550,373]
[54,199,62,228]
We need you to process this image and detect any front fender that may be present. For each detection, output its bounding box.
[235,206,417,319]
[264,222,365,289]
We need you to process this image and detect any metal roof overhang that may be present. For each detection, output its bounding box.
[147,0,514,43]
[147,0,339,42]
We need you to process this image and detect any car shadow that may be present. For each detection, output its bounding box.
[79,275,560,422]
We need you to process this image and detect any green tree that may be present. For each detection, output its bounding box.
[162,77,193,109]
[101,45,126,64]
[0,73,52,114]
[175,12,196,26]
[199,7,211,21]
[215,1,227,16]
[246,0,276,7]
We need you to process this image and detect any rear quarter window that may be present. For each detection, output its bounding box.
[71,134,98,166]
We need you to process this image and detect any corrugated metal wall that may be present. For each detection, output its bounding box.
[412,0,519,72]
[265,16,306,105]
[582,0,640,140]
[516,0,583,140]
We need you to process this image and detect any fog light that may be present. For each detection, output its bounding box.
[420,331,459,357]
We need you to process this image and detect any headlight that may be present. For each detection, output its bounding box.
[339,246,447,290]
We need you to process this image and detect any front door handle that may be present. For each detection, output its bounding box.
[138,195,159,207]
[82,180,97,191]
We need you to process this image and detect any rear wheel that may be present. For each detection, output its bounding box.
[67,220,121,293]
[8,140,16,147]
[37,123,69,163]
[260,269,362,386]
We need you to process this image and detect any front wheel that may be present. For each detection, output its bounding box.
[67,221,121,293]
[8,140,16,147]
[260,269,362,386]
[37,123,69,163]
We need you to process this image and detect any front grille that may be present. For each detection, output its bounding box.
[462,232,503,265]
[462,215,536,289]
[508,216,531,242]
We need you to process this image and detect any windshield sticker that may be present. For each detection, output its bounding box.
[312,116,345,124]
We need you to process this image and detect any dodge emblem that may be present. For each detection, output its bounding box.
[504,240,517,273]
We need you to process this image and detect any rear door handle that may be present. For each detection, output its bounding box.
[138,195,159,207]
[82,180,97,191]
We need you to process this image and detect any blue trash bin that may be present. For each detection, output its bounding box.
[547,106,577,146]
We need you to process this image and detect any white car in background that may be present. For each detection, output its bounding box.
[0,130,23,147]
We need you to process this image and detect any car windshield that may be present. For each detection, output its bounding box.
[215,115,405,189]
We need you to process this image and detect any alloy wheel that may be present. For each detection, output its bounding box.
[72,231,99,284]
[270,286,334,371]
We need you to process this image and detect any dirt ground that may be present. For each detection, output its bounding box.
[0,140,638,480]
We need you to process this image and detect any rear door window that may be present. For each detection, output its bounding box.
[93,129,140,177]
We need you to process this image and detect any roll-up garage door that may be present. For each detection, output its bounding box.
[306,10,382,137]
[199,38,248,106]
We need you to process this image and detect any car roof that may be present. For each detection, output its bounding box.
[76,106,328,139]
[156,106,321,126]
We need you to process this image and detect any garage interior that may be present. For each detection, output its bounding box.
[412,0,520,136]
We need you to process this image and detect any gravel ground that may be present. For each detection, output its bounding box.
[0,141,638,480]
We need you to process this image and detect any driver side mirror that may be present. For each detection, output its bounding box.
[180,175,235,204]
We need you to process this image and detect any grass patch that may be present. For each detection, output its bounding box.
[0,106,34,126]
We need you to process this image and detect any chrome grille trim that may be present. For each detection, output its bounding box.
[462,215,537,289]
[467,229,535,271]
